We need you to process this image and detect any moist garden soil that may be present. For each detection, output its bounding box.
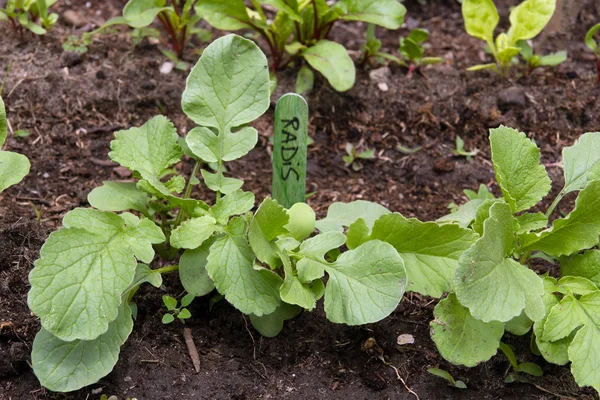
[1,0,600,398]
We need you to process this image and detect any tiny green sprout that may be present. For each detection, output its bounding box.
[14,129,30,138]
[462,0,556,75]
[396,144,422,154]
[451,136,479,161]
[427,368,467,389]
[343,143,376,171]
[162,293,194,324]
[517,41,567,77]
[585,23,600,82]
[0,0,58,35]
[499,342,543,383]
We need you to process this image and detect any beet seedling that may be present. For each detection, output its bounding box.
[585,23,600,82]
[427,368,467,389]
[499,342,543,383]
[462,0,556,75]
[196,0,406,92]
[451,136,478,161]
[0,96,30,193]
[517,40,567,77]
[0,0,57,35]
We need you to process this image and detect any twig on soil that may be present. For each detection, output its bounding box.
[242,314,257,360]
[385,361,420,400]
[183,327,200,373]
[530,383,577,400]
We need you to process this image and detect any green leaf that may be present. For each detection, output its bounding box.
[109,115,182,195]
[461,0,498,45]
[408,28,429,44]
[302,40,355,92]
[333,0,405,29]
[284,202,315,241]
[466,63,498,72]
[162,313,175,324]
[194,0,250,30]
[543,291,600,391]
[431,293,504,367]
[170,215,217,249]
[123,0,171,28]
[87,181,148,213]
[280,255,317,310]
[129,263,162,291]
[31,302,133,392]
[585,23,600,52]
[560,250,600,287]
[248,198,289,268]
[490,126,551,213]
[0,96,6,146]
[455,202,545,323]
[249,302,302,337]
[368,213,478,298]
[210,189,255,224]
[561,132,600,194]
[296,232,346,282]
[346,218,370,250]
[505,311,533,335]
[296,65,314,95]
[206,225,281,316]
[316,200,390,233]
[28,209,164,341]
[515,362,543,376]
[322,240,406,325]
[400,38,423,62]
[0,151,30,193]
[516,212,547,234]
[178,308,192,319]
[200,170,243,194]
[179,239,215,296]
[538,50,567,66]
[437,198,485,228]
[181,294,194,308]
[182,34,270,135]
[507,0,556,44]
[163,295,178,310]
[534,276,572,365]
[186,126,258,163]
[520,180,600,257]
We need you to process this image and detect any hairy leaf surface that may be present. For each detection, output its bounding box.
[562,132,600,194]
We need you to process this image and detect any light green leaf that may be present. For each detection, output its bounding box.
[316,200,390,233]
[302,40,355,92]
[284,202,315,241]
[369,213,478,298]
[179,239,215,296]
[296,65,314,95]
[185,127,219,162]
[436,199,484,228]
[248,198,289,268]
[109,115,182,195]
[516,212,547,234]
[346,218,370,249]
[534,276,571,365]
[560,250,600,287]
[186,126,258,163]
[455,202,545,323]
[0,151,30,192]
[194,0,250,30]
[32,302,133,392]
[260,0,301,21]
[585,23,600,52]
[28,209,163,341]
[461,0,498,45]
[280,255,317,310]
[121,213,165,263]
[562,132,600,194]
[162,313,175,324]
[431,293,504,367]
[170,215,217,249]
[333,0,406,29]
[466,63,498,72]
[201,169,243,194]
[520,180,600,257]
[162,295,177,310]
[87,181,148,213]
[0,96,6,146]
[182,34,270,134]
[123,0,171,28]
[296,232,346,282]
[249,302,302,338]
[538,50,567,66]
[210,189,255,224]
[507,0,556,44]
[505,311,533,336]
[206,228,281,316]
[322,240,406,325]
[129,263,162,290]
[490,126,551,213]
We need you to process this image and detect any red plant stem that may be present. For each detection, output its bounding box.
[596,58,600,83]
[322,20,335,39]
[311,0,319,39]
[157,12,182,56]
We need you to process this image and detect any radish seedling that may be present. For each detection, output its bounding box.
[343,142,375,171]
[585,23,600,82]
[517,40,567,77]
[0,0,57,35]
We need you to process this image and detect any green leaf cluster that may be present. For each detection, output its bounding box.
[0,96,30,193]
[195,0,406,92]
[433,126,600,395]
[462,0,561,75]
[586,23,600,82]
[27,34,407,392]
[0,0,58,35]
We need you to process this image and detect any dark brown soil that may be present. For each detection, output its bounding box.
[1,0,599,399]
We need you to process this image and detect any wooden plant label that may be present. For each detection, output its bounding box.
[272,93,308,209]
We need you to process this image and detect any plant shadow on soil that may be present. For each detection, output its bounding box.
[1,0,599,398]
